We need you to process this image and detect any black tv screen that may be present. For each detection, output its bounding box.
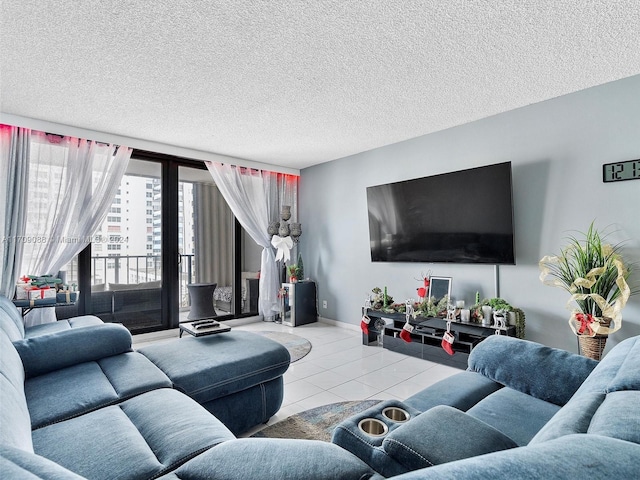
[367,162,515,264]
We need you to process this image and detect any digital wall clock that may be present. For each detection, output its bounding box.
[603,159,640,183]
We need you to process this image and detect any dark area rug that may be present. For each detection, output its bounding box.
[253,331,312,363]
[251,400,382,442]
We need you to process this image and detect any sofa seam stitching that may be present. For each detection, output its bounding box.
[183,361,289,396]
[383,438,434,467]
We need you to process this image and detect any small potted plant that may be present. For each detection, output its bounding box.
[472,298,512,326]
[539,222,634,360]
[287,264,299,283]
[370,287,393,310]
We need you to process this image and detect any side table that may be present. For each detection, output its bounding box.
[179,320,231,338]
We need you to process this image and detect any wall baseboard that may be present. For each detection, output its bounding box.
[318,316,360,332]
[230,313,361,332]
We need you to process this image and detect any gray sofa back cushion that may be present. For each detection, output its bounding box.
[0,331,33,452]
[531,336,640,444]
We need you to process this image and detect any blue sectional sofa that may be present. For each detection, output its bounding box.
[332,334,640,478]
[3,290,640,479]
[0,295,379,480]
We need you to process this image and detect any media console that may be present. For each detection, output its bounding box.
[362,308,516,369]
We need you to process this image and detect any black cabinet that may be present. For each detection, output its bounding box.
[364,309,516,368]
[281,281,317,327]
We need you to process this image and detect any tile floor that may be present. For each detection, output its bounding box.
[132,318,461,436]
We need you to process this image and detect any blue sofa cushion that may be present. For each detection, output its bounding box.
[0,332,33,452]
[25,315,103,338]
[468,335,598,407]
[32,388,235,480]
[13,323,132,378]
[160,438,379,480]
[466,387,561,446]
[404,370,503,412]
[0,295,26,341]
[0,445,86,480]
[588,391,640,443]
[138,331,290,404]
[26,352,172,428]
[532,336,640,444]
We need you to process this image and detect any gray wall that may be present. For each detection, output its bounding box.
[299,74,640,354]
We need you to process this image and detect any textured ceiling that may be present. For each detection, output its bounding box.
[2,1,640,170]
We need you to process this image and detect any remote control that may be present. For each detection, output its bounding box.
[193,321,219,329]
[192,319,216,326]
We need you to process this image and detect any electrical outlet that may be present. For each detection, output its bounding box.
[322,300,328,309]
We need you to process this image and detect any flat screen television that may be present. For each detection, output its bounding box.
[367,161,515,264]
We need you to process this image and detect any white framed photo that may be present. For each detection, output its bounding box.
[428,276,452,303]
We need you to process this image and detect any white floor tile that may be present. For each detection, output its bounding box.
[304,370,353,390]
[382,379,430,399]
[328,380,385,401]
[356,370,407,391]
[282,379,325,405]
[292,390,347,411]
[286,361,327,379]
[409,364,463,388]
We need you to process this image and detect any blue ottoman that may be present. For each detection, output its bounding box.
[138,330,290,434]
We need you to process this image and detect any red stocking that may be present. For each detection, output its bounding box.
[442,331,455,355]
[361,315,371,335]
[400,322,414,343]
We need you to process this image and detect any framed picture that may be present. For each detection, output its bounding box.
[428,276,452,303]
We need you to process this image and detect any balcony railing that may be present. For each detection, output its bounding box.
[63,254,196,308]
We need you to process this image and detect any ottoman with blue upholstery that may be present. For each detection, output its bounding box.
[137,330,291,434]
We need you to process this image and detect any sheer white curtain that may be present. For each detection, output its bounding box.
[0,125,30,298]
[21,132,132,326]
[205,162,298,318]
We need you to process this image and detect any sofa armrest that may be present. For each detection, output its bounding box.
[468,335,598,406]
[1,445,86,480]
[13,323,132,378]
[388,434,640,480]
[382,406,517,472]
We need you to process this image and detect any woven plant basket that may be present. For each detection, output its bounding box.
[577,317,611,361]
[578,335,608,361]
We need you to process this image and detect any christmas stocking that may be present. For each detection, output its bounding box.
[441,330,455,356]
[361,315,371,335]
[400,321,414,343]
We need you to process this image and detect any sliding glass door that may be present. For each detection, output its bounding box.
[88,159,163,330]
[178,166,232,318]
[178,166,260,319]
[66,153,261,332]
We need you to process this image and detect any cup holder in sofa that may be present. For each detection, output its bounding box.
[382,406,411,423]
[358,418,389,437]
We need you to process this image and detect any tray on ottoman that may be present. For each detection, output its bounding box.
[137,331,291,434]
[179,320,231,337]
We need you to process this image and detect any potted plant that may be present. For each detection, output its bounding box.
[287,264,299,283]
[539,222,633,360]
[370,287,393,310]
[471,298,511,326]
